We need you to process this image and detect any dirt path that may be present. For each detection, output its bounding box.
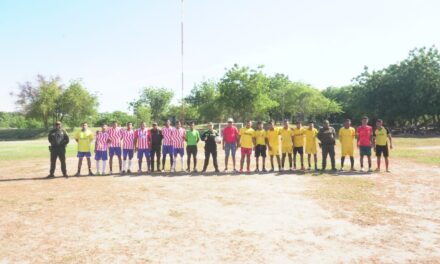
[0,158,439,263]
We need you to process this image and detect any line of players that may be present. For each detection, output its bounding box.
[72,116,392,176]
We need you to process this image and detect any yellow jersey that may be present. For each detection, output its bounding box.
[338,127,356,147]
[292,127,306,147]
[280,127,293,147]
[374,127,390,146]
[254,129,267,146]
[239,127,255,149]
[75,130,94,152]
[267,128,280,147]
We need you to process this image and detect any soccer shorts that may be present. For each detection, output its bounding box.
[94,150,108,161]
[173,147,184,157]
[305,144,317,155]
[109,147,122,157]
[137,149,151,160]
[268,144,280,156]
[375,145,389,157]
[77,152,91,158]
[255,145,267,158]
[241,147,252,156]
[123,149,134,159]
[224,143,237,157]
[293,146,304,155]
[281,145,293,154]
[341,146,354,156]
[359,146,372,156]
[162,145,174,155]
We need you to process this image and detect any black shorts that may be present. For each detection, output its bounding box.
[294,147,304,155]
[186,145,197,156]
[375,145,389,157]
[255,145,267,158]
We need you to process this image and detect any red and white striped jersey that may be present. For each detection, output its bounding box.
[107,127,122,148]
[134,128,151,149]
[95,131,109,151]
[172,127,186,149]
[121,129,135,150]
[162,126,174,146]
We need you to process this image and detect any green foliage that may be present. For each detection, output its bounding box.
[130,87,174,122]
[93,111,138,127]
[185,80,224,122]
[0,112,43,129]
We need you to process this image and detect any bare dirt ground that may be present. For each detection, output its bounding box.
[1,151,440,263]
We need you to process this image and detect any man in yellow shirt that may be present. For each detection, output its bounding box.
[74,122,94,176]
[338,119,356,171]
[373,119,393,172]
[253,121,268,172]
[239,120,255,173]
[292,121,306,170]
[304,121,318,171]
[280,119,293,171]
[267,120,281,172]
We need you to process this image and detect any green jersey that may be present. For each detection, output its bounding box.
[186,129,200,146]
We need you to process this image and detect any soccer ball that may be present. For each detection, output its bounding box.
[215,136,222,144]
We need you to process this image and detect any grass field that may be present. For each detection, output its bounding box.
[0,137,439,263]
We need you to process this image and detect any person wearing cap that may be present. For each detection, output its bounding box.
[150,122,163,172]
[47,121,69,178]
[222,118,239,172]
[317,120,337,171]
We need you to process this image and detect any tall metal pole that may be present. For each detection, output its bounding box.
[180,0,185,123]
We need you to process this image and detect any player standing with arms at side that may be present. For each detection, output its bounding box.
[280,120,294,171]
[267,120,281,172]
[150,122,163,172]
[373,119,393,172]
[47,121,69,178]
[107,121,123,175]
[292,121,306,170]
[201,122,220,173]
[304,121,318,171]
[134,121,151,175]
[121,122,135,174]
[317,120,337,172]
[239,120,255,173]
[222,118,239,172]
[185,121,200,172]
[95,124,109,175]
[171,121,186,172]
[74,122,94,176]
[339,119,356,171]
[161,120,175,172]
[357,116,373,172]
[254,121,268,172]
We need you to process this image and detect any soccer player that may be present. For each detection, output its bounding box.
[134,121,151,174]
[47,121,69,178]
[201,122,220,172]
[108,121,123,175]
[280,120,293,171]
[254,121,268,172]
[161,120,175,172]
[74,122,94,176]
[317,120,337,171]
[292,121,306,170]
[150,122,163,172]
[121,122,135,174]
[95,124,109,175]
[172,120,186,172]
[267,120,281,172]
[339,119,356,171]
[304,121,318,171]
[222,118,239,172]
[373,119,393,172]
[239,120,255,173]
[185,121,200,172]
[357,116,373,172]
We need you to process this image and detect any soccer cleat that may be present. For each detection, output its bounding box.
[386,169,391,173]
[374,168,380,172]
[269,168,274,172]
[340,168,345,172]
[368,168,373,173]
[301,167,305,171]
[255,168,259,173]
[63,174,68,178]
[215,169,220,173]
[193,168,198,173]
[109,171,113,175]
[137,170,142,175]
[224,168,228,172]
[127,169,132,174]
[46,174,55,178]
[239,169,243,173]
[262,168,267,172]
[88,171,95,176]
[360,168,364,172]
[122,170,126,174]
[201,169,206,173]
[186,169,191,173]
[74,171,80,176]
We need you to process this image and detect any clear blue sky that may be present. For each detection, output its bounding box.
[1,0,439,112]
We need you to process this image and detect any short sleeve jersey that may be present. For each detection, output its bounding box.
[356,125,373,147]
[292,127,306,147]
[267,128,280,147]
[95,131,109,151]
[373,127,390,146]
[304,128,318,147]
[280,128,293,147]
[75,130,94,152]
[339,127,356,147]
[254,129,267,146]
[223,126,239,144]
[239,127,255,149]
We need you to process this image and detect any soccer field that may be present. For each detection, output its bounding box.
[0,137,439,263]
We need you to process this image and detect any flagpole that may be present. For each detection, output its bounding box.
[180,0,185,123]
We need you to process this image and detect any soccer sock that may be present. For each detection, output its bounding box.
[123,160,126,171]
[96,160,101,174]
[350,157,354,168]
[128,160,132,171]
[341,157,345,168]
[180,157,184,170]
[102,160,106,174]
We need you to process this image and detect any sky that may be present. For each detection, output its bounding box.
[1,0,440,112]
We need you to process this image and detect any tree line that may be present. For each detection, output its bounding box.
[5,46,440,130]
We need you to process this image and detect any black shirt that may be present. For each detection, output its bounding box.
[150,128,163,147]
[48,128,69,148]
[201,129,219,149]
[317,127,336,145]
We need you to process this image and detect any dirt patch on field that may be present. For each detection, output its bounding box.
[1,155,440,262]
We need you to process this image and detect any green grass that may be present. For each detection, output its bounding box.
[391,137,440,165]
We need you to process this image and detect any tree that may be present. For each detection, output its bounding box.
[130,87,174,122]
[185,80,224,122]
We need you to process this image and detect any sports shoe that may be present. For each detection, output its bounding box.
[351,168,356,171]
[74,171,80,176]
[109,171,113,175]
[224,168,228,172]
[386,169,391,173]
[46,174,55,178]
[63,174,68,178]
[127,169,132,174]
[374,168,380,172]
[215,169,220,173]
[137,170,142,175]
[269,168,274,172]
[88,171,95,176]
[186,169,191,173]
[193,168,198,173]
[360,168,364,172]
[301,167,305,171]
[255,168,259,173]
[340,168,345,172]
[240,169,243,173]
[96,172,101,176]
[262,168,267,172]
[122,170,126,174]
[368,168,373,173]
